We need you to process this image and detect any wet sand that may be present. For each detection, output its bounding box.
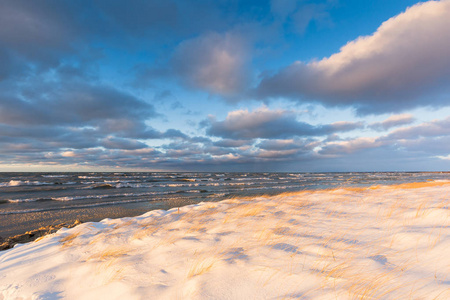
[0,199,196,241]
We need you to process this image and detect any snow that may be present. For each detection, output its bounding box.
[1,181,449,299]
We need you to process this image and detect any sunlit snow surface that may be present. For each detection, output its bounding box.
[1,181,449,299]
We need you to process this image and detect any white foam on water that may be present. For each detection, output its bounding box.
[0,180,53,187]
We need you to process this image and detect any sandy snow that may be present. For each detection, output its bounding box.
[1,181,449,299]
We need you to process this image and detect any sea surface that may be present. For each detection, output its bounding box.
[1,172,449,239]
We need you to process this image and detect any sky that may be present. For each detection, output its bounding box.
[1,0,450,172]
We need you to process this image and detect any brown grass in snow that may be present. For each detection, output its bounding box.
[60,231,82,248]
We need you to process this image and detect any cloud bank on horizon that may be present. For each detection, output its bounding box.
[1,0,450,171]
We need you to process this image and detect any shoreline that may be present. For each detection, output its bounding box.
[2,172,448,247]
[0,202,176,243]
[2,180,448,251]
[1,181,449,298]
[0,220,82,251]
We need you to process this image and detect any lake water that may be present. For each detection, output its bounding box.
[1,172,449,238]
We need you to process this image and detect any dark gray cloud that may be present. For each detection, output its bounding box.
[4,114,450,171]
[0,0,261,83]
[0,1,73,45]
[205,107,363,139]
[0,48,19,81]
[257,138,318,151]
[0,125,101,150]
[257,1,450,114]
[0,73,197,164]
[170,31,251,97]
[0,0,270,169]
[0,83,156,128]
[213,139,253,148]
[1,0,450,172]
[100,137,148,150]
[0,0,97,81]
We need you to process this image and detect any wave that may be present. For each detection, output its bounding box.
[0,195,194,215]
[76,177,299,190]
[7,190,188,204]
[235,177,271,181]
[91,184,116,189]
[81,181,149,189]
[175,189,208,194]
[187,189,208,193]
[0,180,53,187]
[7,198,55,203]
[207,193,228,198]
[0,180,78,187]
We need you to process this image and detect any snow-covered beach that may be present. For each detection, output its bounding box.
[1,181,449,299]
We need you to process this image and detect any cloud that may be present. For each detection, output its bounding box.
[0,1,74,61]
[171,32,250,96]
[0,1,92,80]
[318,115,450,161]
[386,116,450,140]
[0,75,196,163]
[257,138,318,151]
[213,139,253,148]
[0,83,156,128]
[100,137,148,150]
[258,0,450,114]
[369,114,415,131]
[205,107,363,139]
[5,113,450,171]
[0,0,243,84]
[396,136,450,156]
[2,1,450,172]
[319,137,387,156]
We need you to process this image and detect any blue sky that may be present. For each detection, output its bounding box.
[1,0,450,172]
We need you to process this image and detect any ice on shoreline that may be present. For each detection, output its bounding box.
[0,181,449,299]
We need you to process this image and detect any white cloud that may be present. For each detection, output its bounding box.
[320,137,386,155]
[258,0,450,114]
[369,114,415,131]
[61,151,77,157]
